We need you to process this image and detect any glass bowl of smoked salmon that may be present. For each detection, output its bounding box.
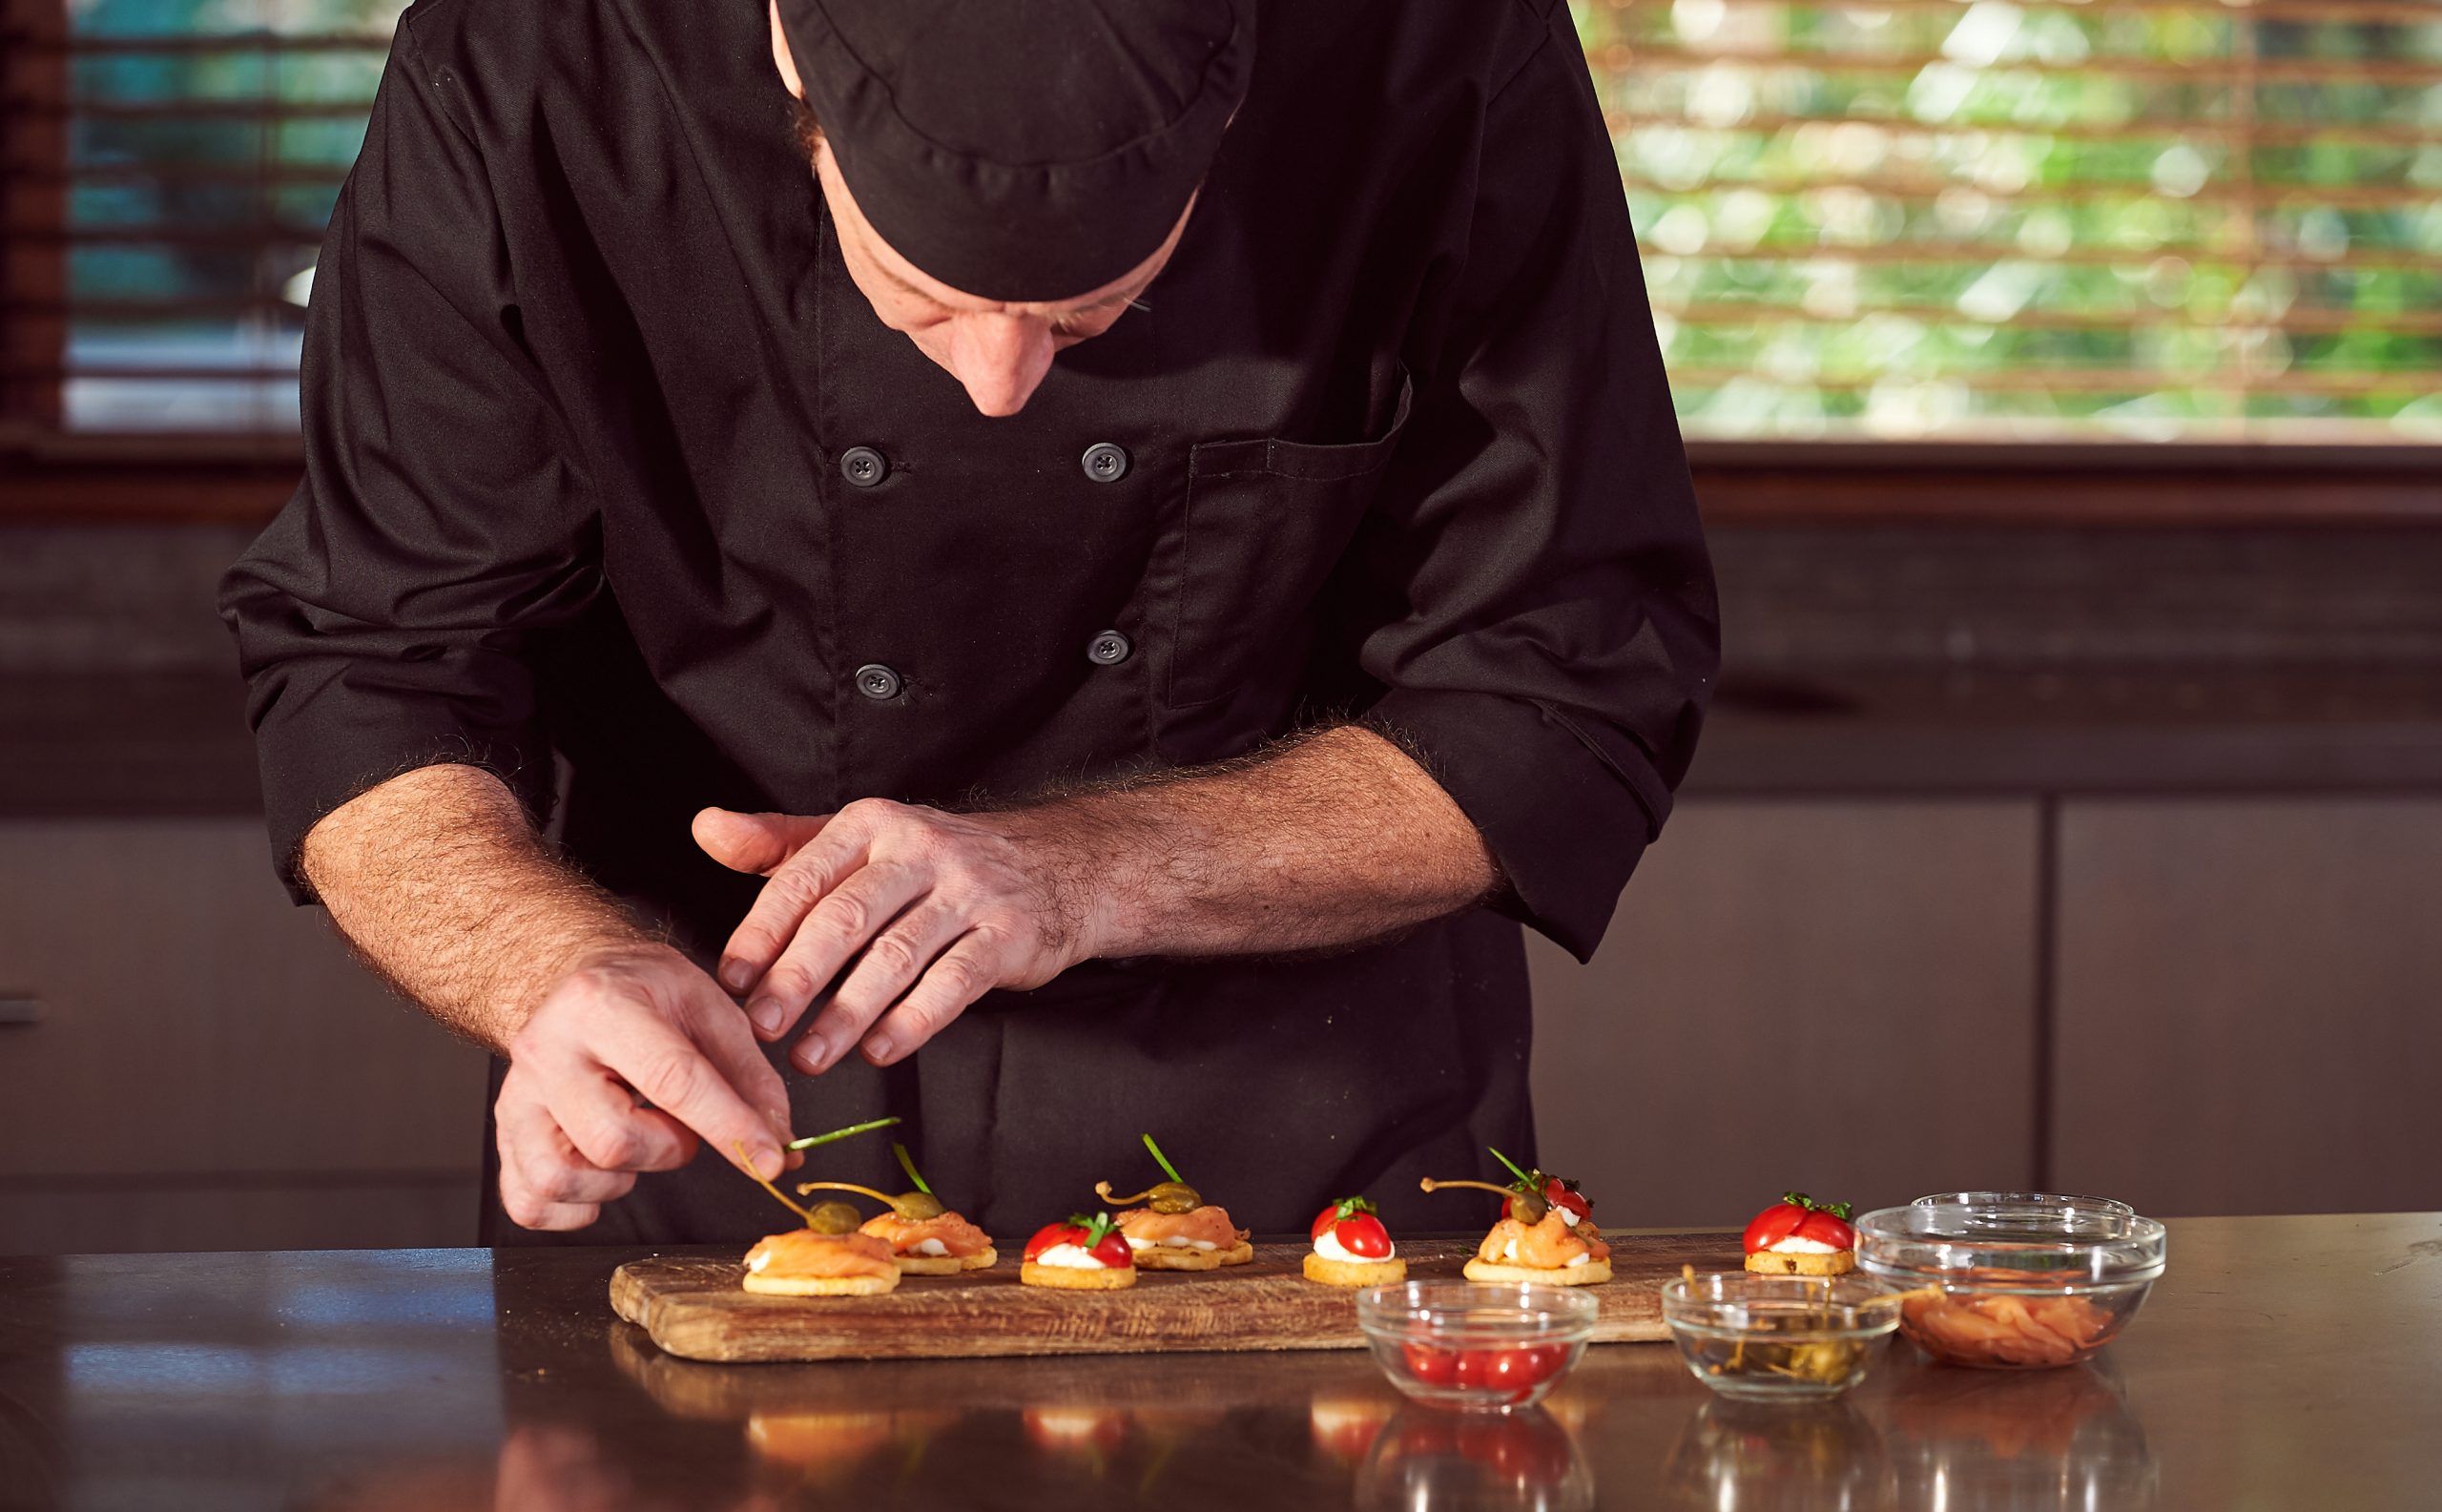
[1356,1281,1599,1412]
[1854,1198,2167,1370]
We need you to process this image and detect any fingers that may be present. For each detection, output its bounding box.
[496,1078,632,1231]
[859,931,1001,1067]
[595,1017,788,1180]
[749,860,927,1055]
[551,1067,698,1173]
[718,820,875,1000]
[693,807,829,879]
[800,900,971,1072]
[677,973,797,1148]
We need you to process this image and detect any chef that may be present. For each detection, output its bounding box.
[219,0,1717,1244]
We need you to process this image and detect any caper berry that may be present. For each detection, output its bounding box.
[1508,1188,1549,1225]
[1147,1180,1203,1214]
[892,1191,946,1222]
[805,1200,862,1235]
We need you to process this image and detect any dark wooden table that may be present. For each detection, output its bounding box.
[2,1213,2435,1510]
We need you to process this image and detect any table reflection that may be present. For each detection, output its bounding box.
[1662,1396,1890,1512]
[1355,1405,1595,1512]
[1654,1350,2158,1512]
[1877,1355,2158,1511]
[601,1323,1382,1505]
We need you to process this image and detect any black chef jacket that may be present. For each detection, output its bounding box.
[219,0,1718,1245]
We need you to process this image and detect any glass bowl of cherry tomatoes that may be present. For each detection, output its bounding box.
[1356,1281,1599,1413]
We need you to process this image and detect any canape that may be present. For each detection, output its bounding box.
[1422,1148,1612,1286]
[1303,1194,1407,1288]
[729,1129,908,1296]
[1021,1211,1139,1290]
[1093,1133,1253,1271]
[1742,1191,1857,1276]
[798,1142,997,1274]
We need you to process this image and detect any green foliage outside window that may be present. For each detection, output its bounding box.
[1577,0,2442,440]
[53,0,2442,440]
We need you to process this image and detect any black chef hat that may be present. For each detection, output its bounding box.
[775,0,1254,303]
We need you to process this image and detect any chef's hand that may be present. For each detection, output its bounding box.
[495,942,795,1230]
[693,801,1096,1074]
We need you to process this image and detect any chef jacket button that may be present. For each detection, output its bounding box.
[1086,630,1132,667]
[839,446,888,487]
[853,663,902,700]
[1080,442,1129,483]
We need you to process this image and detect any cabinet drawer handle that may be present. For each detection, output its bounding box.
[0,998,44,1026]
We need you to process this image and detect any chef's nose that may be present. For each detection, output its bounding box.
[943,312,1054,417]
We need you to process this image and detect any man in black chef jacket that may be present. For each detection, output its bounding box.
[219,0,1716,1244]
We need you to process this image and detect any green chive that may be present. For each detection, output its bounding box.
[891,1140,933,1196]
[1142,1132,1186,1186]
[1488,1147,1538,1188]
[784,1114,901,1151]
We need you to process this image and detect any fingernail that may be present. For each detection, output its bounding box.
[793,1033,833,1074]
[721,961,755,993]
[862,1032,895,1064]
[752,1146,782,1180]
[747,998,782,1036]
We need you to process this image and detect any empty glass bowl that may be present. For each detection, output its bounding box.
[1856,1197,2167,1370]
[1911,1191,2136,1217]
[1661,1273,1903,1401]
[1356,1282,1598,1413]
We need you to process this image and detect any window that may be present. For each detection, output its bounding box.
[1583,0,2442,442]
[5,0,2437,449]
[1,0,399,436]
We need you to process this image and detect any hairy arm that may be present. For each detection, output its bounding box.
[302,763,795,1229]
[698,723,1500,1075]
[1040,722,1500,960]
[301,763,640,1051]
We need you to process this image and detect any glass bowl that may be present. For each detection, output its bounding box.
[1911,1191,2136,1217]
[1661,1273,1902,1401]
[1356,1282,1598,1413]
[1855,1199,2167,1370]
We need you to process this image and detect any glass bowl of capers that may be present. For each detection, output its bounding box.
[1662,1273,1903,1402]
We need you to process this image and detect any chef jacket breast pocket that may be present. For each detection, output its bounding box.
[1153,371,1414,746]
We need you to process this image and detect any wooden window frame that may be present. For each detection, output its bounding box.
[2,431,2435,528]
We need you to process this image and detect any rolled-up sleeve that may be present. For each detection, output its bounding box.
[1354,10,1719,961]
[218,22,597,901]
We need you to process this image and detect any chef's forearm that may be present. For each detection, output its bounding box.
[1021,725,1499,960]
[299,762,651,1052]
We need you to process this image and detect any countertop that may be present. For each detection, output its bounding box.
[2,1213,2436,1510]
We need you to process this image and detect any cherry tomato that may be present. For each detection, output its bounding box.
[1402,1342,1462,1386]
[1742,1193,1855,1255]
[1334,1213,1394,1258]
[1024,1222,1086,1261]
[1311,1206,1338,1242]
[1086,1231,1134,1269]
[1479,1345,1566,1396]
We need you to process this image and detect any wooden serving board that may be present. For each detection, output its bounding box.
[611,1233,1740,1363]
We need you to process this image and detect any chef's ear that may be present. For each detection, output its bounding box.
[767,1,805,99]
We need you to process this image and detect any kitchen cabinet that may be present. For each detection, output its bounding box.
[2050,797,2442,1217]
[1528,800,2044,1228]
[0,819,486,1253]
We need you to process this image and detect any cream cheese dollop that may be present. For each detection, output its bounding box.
[1032,1242,1118,1270]
[1314,1230,1395,1265]
[1125,1235,1218,1252]
[1767,1235,1843,1255]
